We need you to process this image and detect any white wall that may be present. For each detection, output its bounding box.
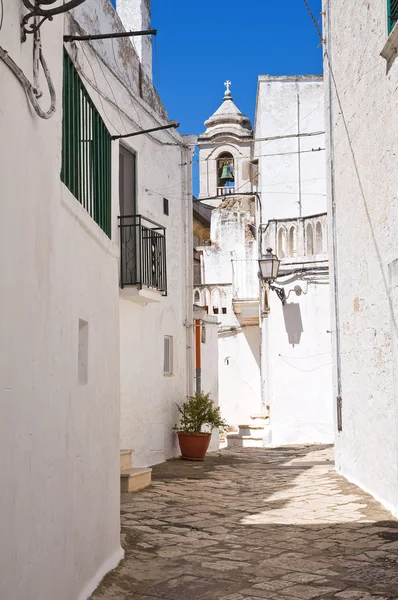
[267,276,334,445]
[325,0,398,515]
[0,4,122,600]
[218,326,261,424]
[197,195,261,427]
[69,1,192,468]
[256,76,334,445]
[255,76,326,222]
[193,307,220,452]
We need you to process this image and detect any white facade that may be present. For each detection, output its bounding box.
[324,0,398,515]
[195,79,334,445]
[0,1,193,598]
[255,77,334,446]
[68,1,193,468]
[0,3,122,600]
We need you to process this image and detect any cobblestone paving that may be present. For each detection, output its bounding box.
[92,446,398,600]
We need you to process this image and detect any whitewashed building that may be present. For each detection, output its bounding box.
[324,0,398,516]
[0,0,194,598]
[195,79,334,446]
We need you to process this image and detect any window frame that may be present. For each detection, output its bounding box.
[61,51,112,238]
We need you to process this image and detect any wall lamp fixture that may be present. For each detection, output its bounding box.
[258,248,286,305]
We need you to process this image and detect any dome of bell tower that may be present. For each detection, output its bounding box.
[198,81,253,142]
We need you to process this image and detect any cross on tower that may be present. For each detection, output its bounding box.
[224,80,231,92]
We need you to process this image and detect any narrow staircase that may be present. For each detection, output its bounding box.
[120,449,152,493]
[226,415,271,448]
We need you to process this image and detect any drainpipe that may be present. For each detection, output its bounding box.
[182,143,194,398]
[325,0,343,428]
[254,191,268,416]
[297,93,303,218]
[195,319,202,394]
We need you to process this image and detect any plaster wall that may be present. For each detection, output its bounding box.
[255,76,326,222]
[116,0,152,81]
[324,0,398,515]
[267,277,334,446]
[197,197,261,426]
[193,307,220,451]
[69,1,192,468]
[218,326,261,424]
[0,5,122,600]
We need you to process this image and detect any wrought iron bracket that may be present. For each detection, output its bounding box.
[269,284,286,305]
[21,0,87,42]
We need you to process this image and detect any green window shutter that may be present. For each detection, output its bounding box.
[388,0,398,34]
[61,51,112,238]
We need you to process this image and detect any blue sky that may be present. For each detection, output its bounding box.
[150,0,323,135]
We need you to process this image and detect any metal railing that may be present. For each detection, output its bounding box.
[119,215,167,294]
[217,186,236,196]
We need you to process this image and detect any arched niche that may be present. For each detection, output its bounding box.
[278,226,287,259]
[306,223,314,256]
[315,221,323,254]
[288,225,296,257]
[217,152,235,196]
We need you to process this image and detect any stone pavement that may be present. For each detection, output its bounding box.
[91,446,398,600]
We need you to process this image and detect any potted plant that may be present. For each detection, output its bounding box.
[174,392,228,461]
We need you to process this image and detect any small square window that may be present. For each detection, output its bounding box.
[164,335,173,375]
[163,197,169,216]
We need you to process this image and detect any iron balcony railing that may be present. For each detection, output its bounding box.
[119,215,167,295]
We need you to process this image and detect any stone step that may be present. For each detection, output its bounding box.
[120,449,133,472]
[120,467,152,493]
[250,414,270,421]
[238,425,265,437]
[226,435,265,449]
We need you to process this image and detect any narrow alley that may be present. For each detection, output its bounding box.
[92,447,398,600]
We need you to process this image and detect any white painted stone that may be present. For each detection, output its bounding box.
[324,1,398,516]
[0,5,123,600]
[116,0,153,81]
[195,78,333,446]
[255,77,334,446]
[0,1,192,598]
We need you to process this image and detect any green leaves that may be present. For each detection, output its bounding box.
[174,392,228,434]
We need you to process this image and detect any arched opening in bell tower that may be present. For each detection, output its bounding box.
[216,152,235,196]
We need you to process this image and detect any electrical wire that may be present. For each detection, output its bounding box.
[68,15,181,147]
[76,43,123,135]
[0,36,56,119]
[93,45,126,132]
[0,0,4,32]
[279,354,332,372]
[110,36,143,129]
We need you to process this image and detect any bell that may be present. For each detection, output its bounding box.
[220,163,234,182]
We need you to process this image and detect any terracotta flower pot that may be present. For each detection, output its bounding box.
[177,432,211,461]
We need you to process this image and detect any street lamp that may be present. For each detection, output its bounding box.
[258,248,280,282]
[258,248,286,304]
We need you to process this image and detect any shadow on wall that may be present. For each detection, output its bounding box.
[283,302,303,346]
[243,325,260,369]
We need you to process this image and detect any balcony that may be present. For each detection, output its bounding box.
[119,215,167,303]
[217,186,236,196]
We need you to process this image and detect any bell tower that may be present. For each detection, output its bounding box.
[197,82,253,204]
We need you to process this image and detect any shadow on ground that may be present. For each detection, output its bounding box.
[93,445,398,600]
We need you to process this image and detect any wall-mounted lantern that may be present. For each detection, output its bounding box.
[258,248,286,304]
